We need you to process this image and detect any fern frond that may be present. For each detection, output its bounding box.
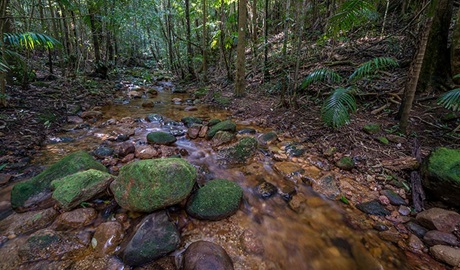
[349,57,398,81]
[438,88,460,111]
[321,87,357,128]
[0,59,8,72]
[301,68,343,89]
[328,0,378,37]
[4,32,61,50]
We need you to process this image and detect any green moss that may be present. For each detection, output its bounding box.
[194,87,208,98]
[428,147,460,184]
[186,179,243,220]
[336,157,354,171]
[208,119,221,126]
[213,92,231,106]
[181,116,203,128]
[363,124,381,134]
[206,120,236,139]
[11,151,107,210]
[377,136,389,145]
[218,137,258,165]
[146,131,177,145]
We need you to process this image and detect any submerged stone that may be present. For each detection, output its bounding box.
[255,181,277,199]
[145,114,164,123]
[356,200,390,216]
[183,241,234,270]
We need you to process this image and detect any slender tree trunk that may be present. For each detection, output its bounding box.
[185,0,195,79]
[235,0,247,97]
[88,4,101,64]
[202,0,208,82]
[263,0,269,81]
[220,0,231,80]
[282,0,290,56]
[0,0,10,107]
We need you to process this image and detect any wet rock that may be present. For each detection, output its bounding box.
[240,229,264,255]
[18,229,88,262]
[181,116,203,128]
[198,125,208,138]
[128,91,142,98]
[212,131,236,147]
[135,145,159,159]
[378,195,390,206]
[92,221,124,257]
[408,234,425,253]
[115,142,135,158]
[373,223,389,231]
[278,185,296,201]
[187,124,202,139]
[208,119,221,126]
[217,137,258,165]
[312,174,341,200]
[67,116,83,124]
[285,144,306,157]
[71,255,126,270]
[258,131,278,146]
[207,120,236,139]
[185,106,198,111]
[121,211,180,266]
[336,157,354,171]
[406,221,429,238]
[141,101,154,108]
[416,207,460,233]
[0,173,12,185]
[93,146,114,158]
[121,153,135,163]
[255,181,277,199]
[53,208,97,230]
[381,189,407,206]
[11,151,107,212]
[238,128,256,135]
[172,97,182,104]
[186,179,243,220]
[51,169,114,211]
[378,229,400,243]
[183,240,234,270]
[81,110,103,120]
[422,147,460,208]
[430,245,460,267]
[147,131,177,145]
[423,230,459,247]
[111,158,196,212]
[0,208,58,236]
[363,123,380,134]
[356,200,390,216]
[398,205,411,216]
[145,113,164,123]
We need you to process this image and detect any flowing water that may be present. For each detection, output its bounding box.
[0,80,417,269]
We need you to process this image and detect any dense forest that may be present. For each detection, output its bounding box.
[1,0,460,269]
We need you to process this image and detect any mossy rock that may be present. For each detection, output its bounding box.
[336,157,354,171]
[206,120,236,139]
[146,131,177,145]
[181,116,203,128]
[377,137,389,145]
[363,124,381,134]
[217,137,258,165]
[110,158,196,212]
[208,119,221,126]
[422,147,460,207]
[258,131,278,145]
[186,179,243,220]
[212,131,236,147]
[51,169,114,211]
[11,151,107,212]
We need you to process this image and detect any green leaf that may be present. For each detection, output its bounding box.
[321,87,357,128]
[0,163,6,171]
[349,57,398,82]
[340,195,349,204]
[438,88,460,112]
[301,68,343,89]
[327,0,378,37]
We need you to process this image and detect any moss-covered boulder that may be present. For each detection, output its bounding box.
[422,147,460,207]
[146,131,177,145]
[110,158,196,212]
[181,116,203,128]
[258,131,278,146]
[212,131,236,147]
[208,119,221,126]
[51,169,114,211]
[11,151,107,212]
[206,120,236,139]
[217,137,258,165]
[186,179,243,220]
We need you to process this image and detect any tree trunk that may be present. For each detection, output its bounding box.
[88,3,101,64]
[202,0,208,82]
[281,0,290,56]
[185,0,195,79]
[220,0,231,80]
[451,7,460,81]
[263,0,269,81]
[0,0,10,107]
[235,0,247,97]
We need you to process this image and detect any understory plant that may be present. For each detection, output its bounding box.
[301,57,398,128]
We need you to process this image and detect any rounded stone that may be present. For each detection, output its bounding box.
[183,241,234,270]
[146,131,177,145]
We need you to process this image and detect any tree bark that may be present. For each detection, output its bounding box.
[263,0,269,81]
[235,0,247,97]
[202,0,208,82]
[185,0,195,79]
[0,0,10,107]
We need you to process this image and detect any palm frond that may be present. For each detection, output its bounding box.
[0,59,8,72]
[349,57,398,81]
[438,88,460,111]
[321,87,357,128]
[328,0,378,37]
[4,32,61,50]
[301,68,343,89]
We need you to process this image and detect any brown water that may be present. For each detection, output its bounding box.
[1,81,414,269]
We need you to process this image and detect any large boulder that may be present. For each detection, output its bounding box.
[217,137,258,165]
[207,120,236,139]
[11,151,107,212]
[110,158,196,212]
[186,179,243,220]
[121,211,180,266]
[51,169,114,211]
[422,147,460,207]
[183,241,234,270]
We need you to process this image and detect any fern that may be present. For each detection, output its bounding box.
[349,57,398,81]
[327,0,379,37]
[301,68,343,89]
[4,32,61,50]
[438,88,460,111]
[0,59,8,72]
[321,87,357,128]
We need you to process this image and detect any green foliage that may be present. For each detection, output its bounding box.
[4,32,61,50]
[321,87,356,128]
[349,57,399,81]
[327,0,379,37]
[301,68,343,89]
[437,88,460,112]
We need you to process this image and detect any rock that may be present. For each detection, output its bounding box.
[398,205,411,216]
[81,111,103,120]
[181,116,203,128]
[93,145,114,158]
[285,144,306,157]
[422,147,460,207]
[336,157,354,171]
[187,124,202,139]
[172,97,182,103]
[135,145,159,159]
[67,116,83,124]
[92,221,124,257]
[258,131,278,145]
[11,151,107,212]
[128,91,142,98]
[238,128,256,135]
[381,189,407,206]
[254,181,277,199]
[0,208,58,236]
[185,106,198,111]
[416,208,460,233]
[217,137,258,165]
[387,134,406,144]
[198,125,208,138]
[373,223,389,231]
[212,131,235,147]
[186,179,243,220]
[207,120,236,139]
[408,234,425,253]
[111,158,196,212]
[51,169,114,211]
[146,131,177,145]
[121,153,135,163]
[356,200,390,216]
[141,101,154,108]
[423,230,459,247]
[183,241,234,270]
[145,114,164,123]
[430,245,460,267]
[115,142,135,158]
[363,123,380,134]
[406,222,429,239]
[378,229,400,243]
[240,229,264,255]
[121,211,180,266]
[0,173,12,185]
[312,174,341,200]
[18,229,89,262]
[208,119,221,126]
[53,208,97,230]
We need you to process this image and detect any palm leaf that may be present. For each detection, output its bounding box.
[438,88,460,111]
[0,59,8,72]
[321,87,357,128]
[349,57,398,82]
[328,0,378,37]
[301,68,343,89]
[4,32,61,50]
